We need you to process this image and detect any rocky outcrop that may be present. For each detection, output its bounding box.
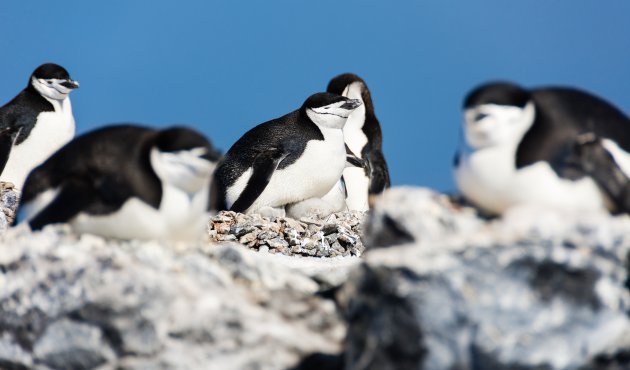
[0,226,352,370]
[1,186,629,370]
[335,187,630,370]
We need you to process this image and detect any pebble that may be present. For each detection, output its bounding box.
[208,210,366,257]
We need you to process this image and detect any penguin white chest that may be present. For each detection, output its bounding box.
[455,145,609,214]
[70,184,209,241]
[2,99,75,188]
[248,128,346,210]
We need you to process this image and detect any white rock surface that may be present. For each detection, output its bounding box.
[334,187,630,370]
[0,226,345,370]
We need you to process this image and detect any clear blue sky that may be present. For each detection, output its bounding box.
[2,1,630,192]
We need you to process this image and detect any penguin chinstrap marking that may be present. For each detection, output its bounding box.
[0,63,79,189]
[17,125,221,241]
[214,92,362,217]
[454,81,630,215]
[323,73,390,212]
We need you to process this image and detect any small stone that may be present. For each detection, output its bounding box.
[267,238,289,249]
[239,232,258,244]
[322,223,338,235]
[258,231,279,240]
[231,225,258,238]
[259,245,269,253]
[214,223,231,234]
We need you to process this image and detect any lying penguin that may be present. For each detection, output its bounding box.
[454,81,630,215]
[17,124,221,241]
[0,63,79,189]
[213,92,362,217]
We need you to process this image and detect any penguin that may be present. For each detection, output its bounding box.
[454,81,630,215]
[213,92,362,217]
[17,124,221,241]
[0,63,79,189]
[324,73,390,212]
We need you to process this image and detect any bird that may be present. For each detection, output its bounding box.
[17,124,221,241]
[323,73,390,212]
[0,63,79,190]
[454,81,630,215]
[213,92,362,217]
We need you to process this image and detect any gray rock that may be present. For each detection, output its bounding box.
[337,187,630,370]
[0,227,344,370]
[33,319,115,370]
[208,210,365,257]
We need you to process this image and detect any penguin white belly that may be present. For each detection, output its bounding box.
[455,146,609,215]
[343,167,370,211]
[248,129,346,212]
[71,184,209,241]
[2,101,75,189]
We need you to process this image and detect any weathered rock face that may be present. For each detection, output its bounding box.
[337,187,630,370]
[2,186,630,370]
[0,185,19,232]
[0,226,347,370]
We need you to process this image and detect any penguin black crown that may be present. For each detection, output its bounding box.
[0,63,79,189]
[213,92,362,217]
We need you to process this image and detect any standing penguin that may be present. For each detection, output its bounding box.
[0,63,79,189]
[325,73,390,211]
[17,125,221,241]
[213,92,362,217]
[454,81,630,215]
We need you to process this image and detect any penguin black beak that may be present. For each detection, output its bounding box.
[60,79,80,89]
[340,99,362,110]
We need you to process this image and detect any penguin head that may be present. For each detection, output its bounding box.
[327,73,373,108]
[462,82,535,149]
[30,63,80,101]
[150,127,221,194]
[302,92,362,129]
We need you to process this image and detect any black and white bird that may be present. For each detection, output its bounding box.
[323,73,390,212]
[213,92,362,217]
[454,81,630,215]
[17,125,221,241]
[0,63,79,189]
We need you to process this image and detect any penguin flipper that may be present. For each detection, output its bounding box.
[366,149,391,195]
[0,129,13,177]
[28,178,96,230]
[345,144,365,168]
[230,148,287,213]
[569,136,630,213]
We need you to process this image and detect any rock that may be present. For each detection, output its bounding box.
[208,210,366,257]
[33,319,115,370]
[335,187,630,370]
[0,226,344,370]
[0,185,19,234]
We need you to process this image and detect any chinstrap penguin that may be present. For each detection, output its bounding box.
[454,81,630,215]
[17,124,221,241]
[323,73,390,212]
[0,63,79,189]
[213,92,362,217]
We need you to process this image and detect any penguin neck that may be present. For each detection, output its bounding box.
[341,83,370,158]
[41,95,72,114]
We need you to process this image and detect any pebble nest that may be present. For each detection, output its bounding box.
[207,210,366,257]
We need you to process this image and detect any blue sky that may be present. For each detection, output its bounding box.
[1,1,630,191]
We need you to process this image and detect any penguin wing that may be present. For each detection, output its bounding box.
[230,148,288,213]
[345,144,366,168]
[366,148,391,195]
[563,134,630,213]
[26,177,98,230]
